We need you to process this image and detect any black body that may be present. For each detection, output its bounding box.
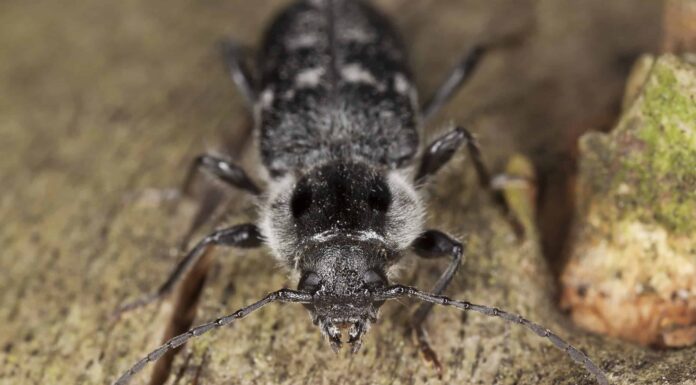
[255,0,427,347]
[257,0,419,175]
[113,2,609,384]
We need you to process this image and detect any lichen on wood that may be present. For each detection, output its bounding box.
[561,55,696,348]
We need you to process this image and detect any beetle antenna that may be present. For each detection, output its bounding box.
[375,285,609,385]
[112,289,312,385]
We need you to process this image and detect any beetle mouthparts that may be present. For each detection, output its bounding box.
[321,319,369,353]
[347,320,366,353]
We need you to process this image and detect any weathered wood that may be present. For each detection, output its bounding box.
[1,1,694,385]
[561,55,696,348]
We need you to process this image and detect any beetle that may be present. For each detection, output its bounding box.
[113,0,609,384]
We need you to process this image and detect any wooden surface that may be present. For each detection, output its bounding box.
[1,1,695,384]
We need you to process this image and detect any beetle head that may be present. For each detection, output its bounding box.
[260,161,425,351]
[298,236,392,352]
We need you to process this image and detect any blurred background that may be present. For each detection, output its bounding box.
[1,0,693,384]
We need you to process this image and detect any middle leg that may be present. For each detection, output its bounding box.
[178,155,261,249]
[218,39,257,108]
[415,126,489,186]
[114,223,263,317]
[415,126,524,237]
[182,154,262,197]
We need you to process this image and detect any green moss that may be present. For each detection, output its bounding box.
[608,56,696,234]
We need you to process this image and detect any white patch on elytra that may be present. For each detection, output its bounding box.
[295,67,325,88]
[341,64,377,85]
[394,73,410,95]
[259,89,274,109]
[286,34,320,50]
[341,28,374,43]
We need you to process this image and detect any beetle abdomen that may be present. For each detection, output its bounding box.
[258,0,420,177]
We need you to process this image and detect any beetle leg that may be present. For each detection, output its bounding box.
[416,126,524,237]
[409,229,464,375]
[219,39,257,108]
[114,223,263,317]
[182,153,261,197]
[421,45,484,122]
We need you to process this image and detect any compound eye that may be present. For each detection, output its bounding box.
[362,269,386,289]
[367,179,391,213]
[299,272,322,292]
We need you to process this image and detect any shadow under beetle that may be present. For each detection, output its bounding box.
[113,1,609,384]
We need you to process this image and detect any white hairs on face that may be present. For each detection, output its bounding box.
[258,169,425,270]
[258,174,299,265]
[385,170,425,250]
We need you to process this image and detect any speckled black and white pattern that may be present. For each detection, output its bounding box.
[252,0,427,346]
[257,0,419,177]
[256,0,425,271]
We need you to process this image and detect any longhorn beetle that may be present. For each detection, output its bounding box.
[113,0,609,384]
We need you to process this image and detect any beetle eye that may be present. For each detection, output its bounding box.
[362,270,386,288]
[299,272,321,292]
[367,179,391,213]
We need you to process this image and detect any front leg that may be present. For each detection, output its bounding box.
[114,223,263,317]
[409,229,463,375]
